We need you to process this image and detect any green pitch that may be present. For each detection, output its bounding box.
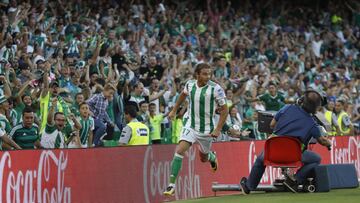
[177,187,360,203]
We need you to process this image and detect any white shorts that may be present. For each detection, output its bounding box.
[179,127,213,154]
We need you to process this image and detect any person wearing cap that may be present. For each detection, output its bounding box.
[334,99,354,136]
[34,56,46,70]
[309,75,324,92]
[39,62,70,133]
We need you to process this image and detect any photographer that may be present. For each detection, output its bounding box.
[240,90,332,194]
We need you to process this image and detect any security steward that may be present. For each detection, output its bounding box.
[334,99,353,136]
[119,105,150,145]
[323,106,339,136]
[240,89,332,194]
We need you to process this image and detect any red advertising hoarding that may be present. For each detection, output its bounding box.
[0,136,359,203]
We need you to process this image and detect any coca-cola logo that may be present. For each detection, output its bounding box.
[331,136,360,180]
[0,150,71,203]
[143,146,201,203]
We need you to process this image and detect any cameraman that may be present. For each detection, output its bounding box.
[240,90,332,194]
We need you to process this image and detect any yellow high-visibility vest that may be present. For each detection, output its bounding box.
[337,111,350,136]
[40,93,63,133]
[324,110,337,136]
[128,121,150,145]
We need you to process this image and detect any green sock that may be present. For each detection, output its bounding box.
[170,153,183,184]
[208,151,216,162]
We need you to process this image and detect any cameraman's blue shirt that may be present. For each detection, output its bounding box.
[274,104,321,145]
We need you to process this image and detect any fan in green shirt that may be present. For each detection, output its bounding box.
[72,102,94,148]
[257,83,285,111]
[9,107,41,149]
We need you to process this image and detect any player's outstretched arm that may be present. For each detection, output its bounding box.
[168,91,187,121]
[210,104,228,138]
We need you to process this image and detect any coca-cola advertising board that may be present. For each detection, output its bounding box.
[0,136,359,203]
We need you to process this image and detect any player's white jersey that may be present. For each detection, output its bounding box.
[182,79,226,134]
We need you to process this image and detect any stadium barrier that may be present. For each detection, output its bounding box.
[0,136,358,203]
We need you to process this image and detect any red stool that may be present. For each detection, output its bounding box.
[264,136,304,189]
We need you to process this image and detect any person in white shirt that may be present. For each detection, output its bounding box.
[40,97,67,149]
[311,34,323,58]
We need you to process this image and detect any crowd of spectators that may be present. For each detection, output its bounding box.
[0,0,359,149]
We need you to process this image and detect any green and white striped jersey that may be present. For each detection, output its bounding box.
[67,39,81,55]
[0,113,11,150]
[79,116,95,146]
[0,46,16,62]
[10,108,17,126]
[183,80,226,134]
[0,114,12,133]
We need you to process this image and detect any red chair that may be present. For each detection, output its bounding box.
[264,136,303,180]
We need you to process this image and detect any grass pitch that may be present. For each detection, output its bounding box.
[176,187,360,203]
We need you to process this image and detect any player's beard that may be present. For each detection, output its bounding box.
[197,78,209,87]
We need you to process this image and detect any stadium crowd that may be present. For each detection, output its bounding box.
[0,0,359,149]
